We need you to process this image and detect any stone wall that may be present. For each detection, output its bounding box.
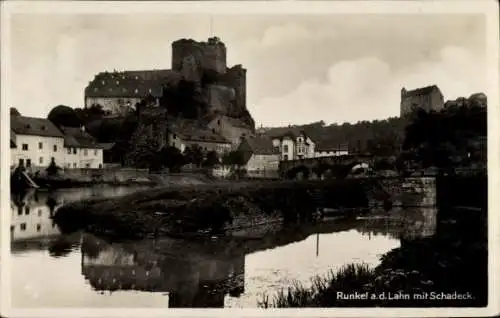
[373,177,437,208]
[62,168,150,183]
[171,38,227,76]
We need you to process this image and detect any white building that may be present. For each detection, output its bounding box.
[314,143,349,157]
[60,126,104,169]
[10,115,66,170]
[271,130,316,161]
[10,114,104,171]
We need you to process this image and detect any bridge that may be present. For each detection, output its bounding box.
[279,153,375,180]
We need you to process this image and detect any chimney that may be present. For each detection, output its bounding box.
[401,87,407,97]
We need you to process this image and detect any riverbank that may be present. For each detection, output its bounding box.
[53,178,375,239]
[258,206,487,307]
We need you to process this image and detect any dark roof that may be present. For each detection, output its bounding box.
[11,115,64,138]
[60,126,104,149]
[168,119,230,144]
[244,135,279,156]
[403,85,441,97]
[85,70,181,98]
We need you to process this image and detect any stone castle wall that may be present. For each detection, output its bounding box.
[171,38,227,75]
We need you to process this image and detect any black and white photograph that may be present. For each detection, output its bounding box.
[1,1,498,317]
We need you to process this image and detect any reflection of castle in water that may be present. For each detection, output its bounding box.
[81,234,245,308]
[356,207,438,241]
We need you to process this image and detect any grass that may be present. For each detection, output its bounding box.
[258,263,375,308]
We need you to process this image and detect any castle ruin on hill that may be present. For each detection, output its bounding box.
[84,36,254,129]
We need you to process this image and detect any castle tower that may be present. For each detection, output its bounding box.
[171,37,227,76]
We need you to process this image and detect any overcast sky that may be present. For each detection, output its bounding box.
[7,9,488,126]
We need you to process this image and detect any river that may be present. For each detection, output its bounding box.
[9,185,438,308]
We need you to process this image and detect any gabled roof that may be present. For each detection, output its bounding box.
[60,126,105,149]
[11,115,64,138]
[168,119,230,144]
[85,69,181,98]
[239,135,279,163]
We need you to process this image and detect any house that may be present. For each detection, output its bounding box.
[206,114,254,149]
[400,85,444,117]
[271,130,316,161]
[167,119,232,155]
[314,143,349,157]
[237,134,280,179]
[59,126,105,169]
[10,115,66,171]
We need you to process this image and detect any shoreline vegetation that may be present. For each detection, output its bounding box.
[53,178,375,239]
[258,208,487,307]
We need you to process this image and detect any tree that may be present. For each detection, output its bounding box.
[159,146,186,172]
[10,107,21,116]
[183,144,204,167]
[202,150,219,168]
[47,105,83,128]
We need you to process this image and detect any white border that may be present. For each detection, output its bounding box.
[1,1,499,317]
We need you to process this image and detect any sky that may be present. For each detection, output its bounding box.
[7,9,488,127]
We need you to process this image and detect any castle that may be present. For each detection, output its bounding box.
[85,37,249,121]
[400,85,445,117]
[85,37,255,152]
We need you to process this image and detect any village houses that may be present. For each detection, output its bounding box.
[60,126,105,169]
[10,114,104,171]
[237,134,281,179]
[167,119,232,155]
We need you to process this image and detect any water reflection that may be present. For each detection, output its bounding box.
[356,207,438,241]
[10,186,439,308]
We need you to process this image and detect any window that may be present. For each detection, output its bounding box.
[26,159,31,167]
[73,148,77,154]
[20,223,26,231]
[38,142,43,149]
[101,80,106,85]
[73,163,77,168]
[85,163,90,168]
[83,149,88,156]
[284,154,289,161]
[67,148,71,154]
[39,157,43,164]
[217,120,221,126]
[173,134,177,139]
[94,149,98,156]
[25,206,30,215]
[22,144,28,151]
[135,88,139,93]
[53,145,57,152]
[36,224,41,232]
[17,207,22,215]
[38,209,42,217]
[18,159,24,166]
[283,145,289,152]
